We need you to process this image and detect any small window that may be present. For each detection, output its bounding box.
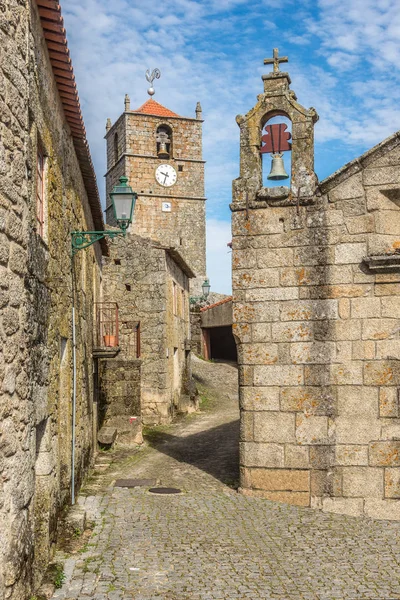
[136,322,141,358]
[178,165,183,172]
[114,132,119,163]
[36,142,45,237]
[181,289,185,317]
[125,284,131,291]
[173,282,177,315]
[114,259,121,265]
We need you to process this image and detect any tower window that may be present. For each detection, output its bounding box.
[173,281,178,315]
[114,132,119,163]
[178,165,183,172]
[156,125,172,159]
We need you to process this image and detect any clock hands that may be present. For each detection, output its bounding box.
[160,171,169,184]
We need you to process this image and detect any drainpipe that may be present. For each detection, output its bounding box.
[71,257,77,505]
[71,302,77,504]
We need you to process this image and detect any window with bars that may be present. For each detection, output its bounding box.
[36,143,45,238]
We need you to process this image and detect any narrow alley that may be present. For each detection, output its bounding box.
[52,358,400,600]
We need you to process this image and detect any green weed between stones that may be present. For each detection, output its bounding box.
[82,556,98,573]
[50,563,66,589]
[199,391,212,410]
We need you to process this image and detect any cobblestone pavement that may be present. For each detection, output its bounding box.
[52,357,400,600]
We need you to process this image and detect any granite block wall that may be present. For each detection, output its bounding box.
[101,232,196,424]
[232,67,400,519]
[0,2,102,596]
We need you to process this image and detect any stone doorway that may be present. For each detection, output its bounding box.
[203,326,238,362]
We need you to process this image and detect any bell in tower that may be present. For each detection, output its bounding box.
[156,126,171,159]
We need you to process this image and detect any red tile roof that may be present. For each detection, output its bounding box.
[133,99,180,118]
[200,296,233,312]
[35,0,108,255]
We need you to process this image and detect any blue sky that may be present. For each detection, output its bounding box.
[62,0,400,294]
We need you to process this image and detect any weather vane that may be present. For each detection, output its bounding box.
[145,68,161,97]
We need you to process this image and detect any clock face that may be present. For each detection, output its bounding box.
[155,164,177,187]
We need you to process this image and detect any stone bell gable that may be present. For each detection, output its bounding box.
[233,51,319,208]
[232,51,400,520]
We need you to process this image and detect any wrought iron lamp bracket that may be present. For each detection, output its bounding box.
[71,228,127,256]
[189,294,206,305]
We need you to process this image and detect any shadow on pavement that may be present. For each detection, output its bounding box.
[144,419,240,488]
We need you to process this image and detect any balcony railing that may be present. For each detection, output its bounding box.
[94,302,119,350]
[93,303,141,359]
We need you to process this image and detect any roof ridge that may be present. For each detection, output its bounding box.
[200,296,233,312]
[133,98,180,118]
[319,130,400,194]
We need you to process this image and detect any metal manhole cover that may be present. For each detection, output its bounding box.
[114,479,157,488]
[148,487,182,495]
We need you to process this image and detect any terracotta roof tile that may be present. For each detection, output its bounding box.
[35,0,108,255]
[200,296,233,312]
[133,99,179,118]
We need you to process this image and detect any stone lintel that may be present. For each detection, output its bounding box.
[230,195,315,212]
[257,186,290,201]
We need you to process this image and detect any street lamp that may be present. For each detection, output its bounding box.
[190,278,211,305]
[202,278,211,298]
[71,175,137,255]
[109,176,136,232]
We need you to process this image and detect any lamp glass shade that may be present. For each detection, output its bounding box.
[202,279,211,297]
[110,176,136,226]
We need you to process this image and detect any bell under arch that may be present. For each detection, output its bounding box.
[156,124,172,159]
[261,113,292,188]
[233,52,319,206]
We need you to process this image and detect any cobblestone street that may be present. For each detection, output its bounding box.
[52,357,400,600]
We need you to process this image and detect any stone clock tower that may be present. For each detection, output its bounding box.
[105,93,206,293]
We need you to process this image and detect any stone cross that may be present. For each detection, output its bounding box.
[264,48,288,74]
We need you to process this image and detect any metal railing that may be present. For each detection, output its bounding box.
[94,302,119,348]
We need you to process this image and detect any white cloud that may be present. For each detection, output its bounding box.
[326,52,359,71]
[263,20,277,30]
[61,0,400,225]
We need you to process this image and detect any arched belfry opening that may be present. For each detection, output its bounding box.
[261,113,292,188]
[234,48,318,205]
[156,124,172,159]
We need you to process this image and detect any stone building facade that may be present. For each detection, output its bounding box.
[232,55,400,519]
[104,96,207,295]
[0,1,106,597]
[101,232,197,424]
